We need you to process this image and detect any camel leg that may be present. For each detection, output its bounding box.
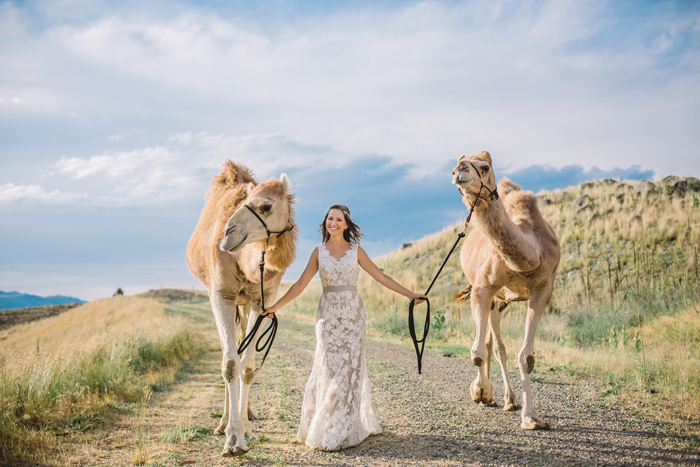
[210,292,249,456]
[489,306,519,411]
[215,384,229,435]
[470,286,494,405]
[238,304,260,439]
[485,324,493,378]
[518,286,551,430]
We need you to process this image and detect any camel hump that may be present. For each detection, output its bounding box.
[214,160,257,188]
[498,177,522,196]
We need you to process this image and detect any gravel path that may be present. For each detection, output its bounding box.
[65,312,699,466]
[250,319,700,467]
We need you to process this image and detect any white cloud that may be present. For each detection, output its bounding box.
[1,0,699,187]
[0,183,87,205]
[54,147,174,179]
[32,1,694,175]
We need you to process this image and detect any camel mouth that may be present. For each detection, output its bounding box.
[221,233,248,252]
[452,172,472,187]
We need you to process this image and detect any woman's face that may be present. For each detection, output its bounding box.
[326,209,347,239]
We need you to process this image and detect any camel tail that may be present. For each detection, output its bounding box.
[451,284,472,303]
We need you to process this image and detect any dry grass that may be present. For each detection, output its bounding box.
[0,295,199,466]
[2,295,173,351]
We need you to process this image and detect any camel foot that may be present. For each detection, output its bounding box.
[504,402,521,412]
[214,426,226,436]
[521,416,550,430]
[248,408,256,421]
[470,380,494,406]
[222,445,248,457]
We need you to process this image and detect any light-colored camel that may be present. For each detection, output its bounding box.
[186,161,297,456]
[451,151,560,430]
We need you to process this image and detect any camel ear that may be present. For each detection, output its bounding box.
[477,151,492,166]
[245,182,254,195]
[280,173,291,194]
[458,155,466,162]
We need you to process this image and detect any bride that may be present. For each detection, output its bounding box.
[264,204,425,451]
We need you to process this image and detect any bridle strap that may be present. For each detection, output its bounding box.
[243,204,294,238]
[467,161,499,203]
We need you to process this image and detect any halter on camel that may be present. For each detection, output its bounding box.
[408,160,499,374]
[235,204,294,374]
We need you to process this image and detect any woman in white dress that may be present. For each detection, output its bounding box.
[264,204,426,451]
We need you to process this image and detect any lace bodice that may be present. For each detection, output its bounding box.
[318,243,359,287]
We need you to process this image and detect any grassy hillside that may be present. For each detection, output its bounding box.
[0,303,81,331]
[283,175,700,444]
[0,292,203,466]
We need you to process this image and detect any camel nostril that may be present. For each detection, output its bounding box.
[225,225,236,236]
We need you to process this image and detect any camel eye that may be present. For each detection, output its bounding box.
[482,166,490,174]
[259,203,272,214]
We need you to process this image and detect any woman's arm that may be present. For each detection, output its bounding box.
[357,246,426,302]
[264,247,320,316]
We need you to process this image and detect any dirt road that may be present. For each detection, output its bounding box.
[68,303,699,466]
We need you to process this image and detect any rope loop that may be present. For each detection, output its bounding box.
[408,297,430,374]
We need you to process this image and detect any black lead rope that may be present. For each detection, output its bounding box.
[236,204,293,374]
[408,230,466,374]
[237,313,277,374]
[408,161,499,374]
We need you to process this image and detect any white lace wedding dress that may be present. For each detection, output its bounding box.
[297,242,382,451]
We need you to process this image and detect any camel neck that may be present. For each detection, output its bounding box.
[471,198,539,272]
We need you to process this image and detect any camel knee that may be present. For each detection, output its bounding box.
[222,357,238,382]
[519,352,536,374]
[242,367,255,385]
[471,344,488,367]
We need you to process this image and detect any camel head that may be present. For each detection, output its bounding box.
[220,174,294,252]
[451,151,497,200]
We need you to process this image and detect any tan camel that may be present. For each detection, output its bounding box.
[451,151,560,430]
[186,161,297,456]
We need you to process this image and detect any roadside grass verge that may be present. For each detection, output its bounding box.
[0,295,203,466]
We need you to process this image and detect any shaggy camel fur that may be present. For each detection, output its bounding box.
[186,161,297,456]
[451,151,560,430]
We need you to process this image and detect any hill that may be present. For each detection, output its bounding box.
[0,303,82,332]
[366,174,700,438]
[361,175,700,340]
[283,174,700,441]
[0,290,85,311]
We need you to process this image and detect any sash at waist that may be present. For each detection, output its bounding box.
[322,285,357,293]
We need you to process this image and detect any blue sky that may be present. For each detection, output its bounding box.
[1,0,699,301]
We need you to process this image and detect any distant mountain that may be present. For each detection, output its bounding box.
[0,291,85,311]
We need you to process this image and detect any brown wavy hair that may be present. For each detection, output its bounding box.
[319,204,365,244]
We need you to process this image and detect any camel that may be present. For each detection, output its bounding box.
[451,151,560,430]
[186,161,297,456]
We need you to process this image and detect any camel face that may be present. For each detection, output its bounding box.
[451,154,496,196]
[220,177,291,252]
